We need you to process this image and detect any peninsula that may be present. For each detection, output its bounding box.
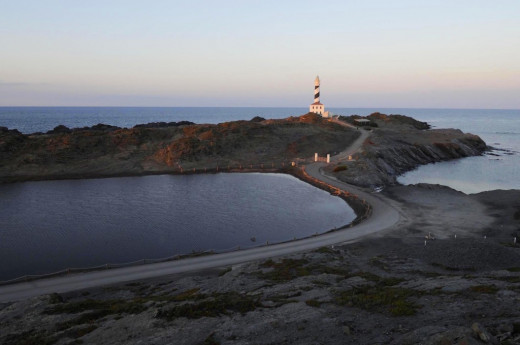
[0,112,484,186]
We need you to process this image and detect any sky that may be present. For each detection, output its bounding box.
[1,0,519,108]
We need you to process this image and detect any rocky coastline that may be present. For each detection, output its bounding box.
[328,113,487,188]
[0,113,486,187]
[1,113,519,345]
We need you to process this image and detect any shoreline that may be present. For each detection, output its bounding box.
[0,151,404,300]
[0,167,370,286]
[0,113,492,290]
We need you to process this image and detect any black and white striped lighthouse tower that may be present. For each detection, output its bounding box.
[309,75,328,117]
[314,76,320,103]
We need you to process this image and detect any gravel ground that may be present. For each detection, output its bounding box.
[1,185,519,345]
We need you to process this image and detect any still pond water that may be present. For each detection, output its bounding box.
[0,173,355,280]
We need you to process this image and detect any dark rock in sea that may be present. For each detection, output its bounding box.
[0,127,22,135]
[133,121,194,129]
[250,116,266,122]
[89,123,121,131]
[47,125,71,134]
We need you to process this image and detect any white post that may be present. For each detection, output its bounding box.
[326,154,330,163]
[315,153,318,162]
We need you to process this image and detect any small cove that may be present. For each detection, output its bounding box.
[0,173,355,281]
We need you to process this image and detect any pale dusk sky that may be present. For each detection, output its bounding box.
[1,0,519,108]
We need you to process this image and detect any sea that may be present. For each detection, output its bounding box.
[0,106,518,280]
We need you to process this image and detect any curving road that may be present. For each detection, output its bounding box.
[0,127,402,303]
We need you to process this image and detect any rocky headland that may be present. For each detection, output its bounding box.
[0,114,359,183]
[2,113,519,345]
[327,113,487,188]
[0,112,485,187]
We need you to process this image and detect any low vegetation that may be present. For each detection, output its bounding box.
[469,285,499,294]
[155,292,262,320]
[333,165,347,172]
[335,284,420,316]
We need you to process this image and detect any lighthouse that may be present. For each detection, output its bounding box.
[309,76,328,117]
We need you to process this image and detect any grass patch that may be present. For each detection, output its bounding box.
[335,284,420,316]
[494,276,520,283]
[314,246,335,254]
[48,292,64,304]
[312,265,350,277]
[469,285,499,294]
[507,267,520,272]
[55,310,108,331]
[408,270,442,278]
[170,288,201,301]
[202,333,220,345]
[257,258,354,282]
[125,282,141,287]
[45,298,147,316]
[369,257,390,271]
[155,292,262,320]
[431,262,475,271]
[258,259,311,282]
[267,292,301,307]
[257,259,405,286]
[354,272,404,286]
[218,267,232,277]
[312,280,332,286]
[4,324,97,345]
[3,329,56,345]
[63,324,98,339]
[44,290,206,330]
[305,299,322,308]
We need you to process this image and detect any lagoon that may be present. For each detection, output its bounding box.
[0,173,355,281]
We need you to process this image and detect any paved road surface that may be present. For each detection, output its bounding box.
[0,127,402,303]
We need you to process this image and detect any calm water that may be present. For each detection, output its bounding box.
[0,173,355,281]
[0,107,308,134]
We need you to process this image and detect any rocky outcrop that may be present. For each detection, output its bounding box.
[0,113,360,183]
[331,114,486,188]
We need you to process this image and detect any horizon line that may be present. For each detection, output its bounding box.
[1,105,519,111]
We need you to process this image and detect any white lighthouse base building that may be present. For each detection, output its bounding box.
[309,102,329,117]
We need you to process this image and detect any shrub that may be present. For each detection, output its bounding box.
[335,285,420,316]
[305,299,322,308]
